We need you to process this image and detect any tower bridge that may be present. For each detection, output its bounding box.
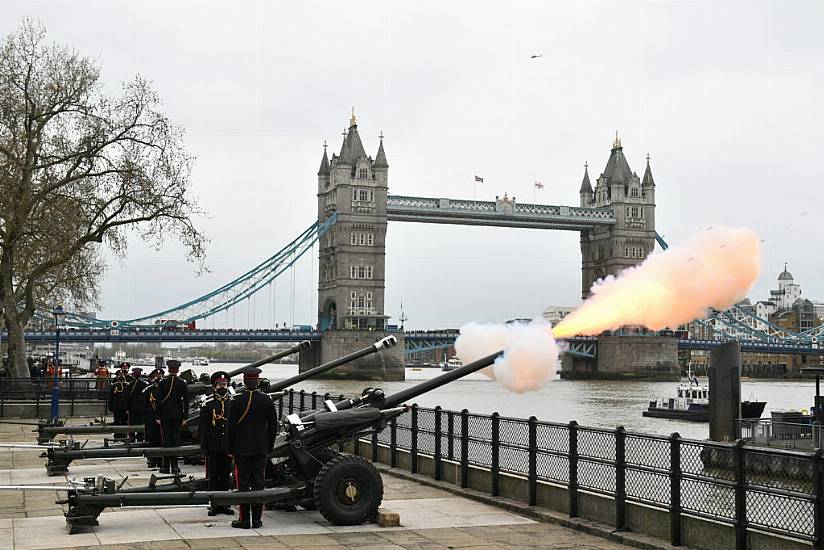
[309,115,658,378]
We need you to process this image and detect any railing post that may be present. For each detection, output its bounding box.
[410,404,418,474]
[814,448,823,550]
[460,409,469,488]
[299,389,306,412]
[528,416,538,506]
[288,389,294,414]
[434,406,443,481]
[311,391,317,409]
[669,432,682,546]
[615,426,626,531]
[447,410,455,460]
[390,417,397,468]
[568,420,579,517]
[734,440,747,550]
[491,412,500,497]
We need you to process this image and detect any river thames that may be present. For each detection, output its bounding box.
[189,362,816,441]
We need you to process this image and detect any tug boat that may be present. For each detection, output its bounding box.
[643,368,766,422]
[441,357,463,372]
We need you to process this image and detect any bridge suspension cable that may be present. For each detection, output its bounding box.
[60,214,337,329]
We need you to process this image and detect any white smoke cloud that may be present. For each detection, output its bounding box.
[455,319,558,392]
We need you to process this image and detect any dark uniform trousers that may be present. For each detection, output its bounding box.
[161,419,183,472]
[145,419,162,466]
[234,454,266,523]
[207,453,233,492]
[128,411,145,442]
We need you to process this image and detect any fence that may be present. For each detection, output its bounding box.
[279,388,822,550]
[0,377,110,417]
[737,418,824,450]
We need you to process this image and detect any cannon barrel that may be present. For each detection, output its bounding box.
[382,351,502,408]
[226,340,312,378]
[268,336,397,394]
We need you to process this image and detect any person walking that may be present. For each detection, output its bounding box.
[199,371,234,516]
[156,360,189,474]
[227,367,277,529]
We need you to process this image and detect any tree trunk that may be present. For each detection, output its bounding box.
[5,312,29,378]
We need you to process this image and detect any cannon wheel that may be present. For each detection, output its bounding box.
[313,455,383,525]
[298,448,342,510]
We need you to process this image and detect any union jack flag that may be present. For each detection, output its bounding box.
[534,181,544,189]
[474,175,484,183]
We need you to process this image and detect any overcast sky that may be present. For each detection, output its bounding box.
[3,1,823,330]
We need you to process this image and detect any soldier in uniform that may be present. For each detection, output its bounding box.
[108,370,129,439]
[199,371,234,516]
[156,360,189,474]
[143,368,164,468]
[126,367,147,442]
[227,367,278,529]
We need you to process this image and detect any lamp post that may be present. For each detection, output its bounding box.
[50,305,66,421]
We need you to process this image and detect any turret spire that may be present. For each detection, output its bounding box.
[612,131,622,150]
[579,161,593,194]
[350,106,357,127]
[374,131,388,169]
[642,153,655,187]
[318,140,330,176]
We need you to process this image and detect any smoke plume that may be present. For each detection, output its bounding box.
[553,226,761,338]
[455,320,559,392]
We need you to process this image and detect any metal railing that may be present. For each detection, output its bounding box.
[279,388,823,549]
[0,377,110,417]
[737,418,824,450]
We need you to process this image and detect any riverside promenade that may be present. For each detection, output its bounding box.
[0,419,637,550]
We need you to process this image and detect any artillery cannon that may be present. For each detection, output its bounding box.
[42,337,396,476]
[34,341,313,445]
[61,349,502,533]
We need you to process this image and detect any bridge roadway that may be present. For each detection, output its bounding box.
[8,329,823,356]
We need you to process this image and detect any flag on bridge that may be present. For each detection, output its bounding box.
[474,175,484,183]
[534,181,544,189]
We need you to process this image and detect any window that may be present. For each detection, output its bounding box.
[631,187,639,198]
[359,168,368,179]
[350,232,375,246]
[350,265,373,279]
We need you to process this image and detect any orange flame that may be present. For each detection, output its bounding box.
[553,227,761,338]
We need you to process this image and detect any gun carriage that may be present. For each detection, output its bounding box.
[60,349,502,533]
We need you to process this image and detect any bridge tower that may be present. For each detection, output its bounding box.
[579,134,657,298]
[307,111,404,380]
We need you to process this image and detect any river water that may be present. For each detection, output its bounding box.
[188,362,817,441]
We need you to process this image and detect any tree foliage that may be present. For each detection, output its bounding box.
[0,19,206,376]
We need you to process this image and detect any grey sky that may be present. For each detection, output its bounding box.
[2,1,822,329]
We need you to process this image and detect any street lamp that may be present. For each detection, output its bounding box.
[51,305,66,421]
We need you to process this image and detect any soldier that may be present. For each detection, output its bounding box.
[143,368,164,468]
[199,371,234,516]
[156,359,189,474]
[126,367,147,442]
[108,370,129,439]
[227,367,278,529]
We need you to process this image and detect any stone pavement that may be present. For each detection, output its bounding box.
[0,420,630,549]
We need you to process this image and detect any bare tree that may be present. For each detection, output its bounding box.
[0,20,206,377]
